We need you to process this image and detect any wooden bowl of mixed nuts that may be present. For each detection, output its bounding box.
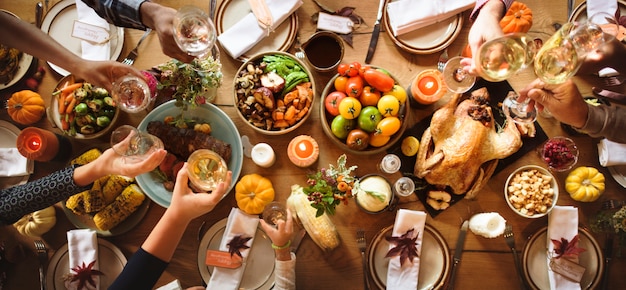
[233,51,316,135]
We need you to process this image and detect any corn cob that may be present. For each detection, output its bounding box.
[287,185,340,251]
[93,184,145,231]
[102,175,134,204]
[70,148,102,165]
[65,190,88,215]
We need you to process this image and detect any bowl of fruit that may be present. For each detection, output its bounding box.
[48,74,119,139]
[320,61,410,154]
[539,136,579,172]
[233,51,316,135]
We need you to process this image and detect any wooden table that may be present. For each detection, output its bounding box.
[1,0,624,289]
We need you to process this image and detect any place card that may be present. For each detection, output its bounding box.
[317,12,354,34]
[205,250,243,269]
[72,20,110,44]
[549,257,586,283]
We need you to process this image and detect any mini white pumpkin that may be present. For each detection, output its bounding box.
[13,206,57,237]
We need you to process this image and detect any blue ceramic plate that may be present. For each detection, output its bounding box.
[136,100,243,208]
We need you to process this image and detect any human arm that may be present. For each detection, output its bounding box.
[260,209,296,290]
[0,11,144,91]
[519,79,589,128]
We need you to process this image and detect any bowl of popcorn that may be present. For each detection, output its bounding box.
[504,165,558,218]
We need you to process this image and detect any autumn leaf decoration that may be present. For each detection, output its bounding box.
[385,228,420,266]
[65,260,103,290]
[227,235,252,258]
[311,0,366,47]
[550,234,586,259]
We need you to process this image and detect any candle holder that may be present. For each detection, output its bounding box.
[287,135,319,168]
[16,127,71,162]
[409,69,446,105]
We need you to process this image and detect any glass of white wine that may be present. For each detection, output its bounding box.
[111,75,152,113]
[173,5,219,68]
[186,149,229,192]
[534,12,617,84]
[110,125,164,163]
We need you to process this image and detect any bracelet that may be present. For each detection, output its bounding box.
[271,240,291,250]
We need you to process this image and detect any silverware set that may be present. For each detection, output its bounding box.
[34,240,48,290]
[356,229,370,290]
[602,199,626,210]
[504,225,528,290]
[602,75,626,87]
[437,48,449,72]
[121,29,152,66]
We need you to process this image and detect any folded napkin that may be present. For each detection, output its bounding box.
[206,208,259,290]
[386,0,474,36]
[156,279,182,290]
[0,148,32,177]
[386,209,426,289]
[75,0,110,61]
[547,206,580,290]
[598,138,626,167]
[66,229,99,290]
[217,0,303,59]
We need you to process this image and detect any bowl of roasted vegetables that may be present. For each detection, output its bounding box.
[233,51,316,135]
[48,74,119,139]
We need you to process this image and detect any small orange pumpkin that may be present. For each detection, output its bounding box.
[235,173,275,215]
[7,90,45,125]
[499,1,533,33]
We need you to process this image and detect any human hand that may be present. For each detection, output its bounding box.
[461,0,505,74]
[167,164,232,222]
[518,78,589,128]
[577,37,626,76]
[259,209,294,249]
[141,3,195,63]
[94,147,166,178]
[74,61,144,92]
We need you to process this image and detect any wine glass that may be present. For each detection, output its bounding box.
[173,5,219,65]
[110,125,164,163]
[502,91,537,123]
[534,12,617,84]
[262,202,288,227]
[186,149,229,192]
[442,56,476,93]
[111,75,152,113]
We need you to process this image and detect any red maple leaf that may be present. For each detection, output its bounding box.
[384,228,420,266]
[66,260,104,290]
[227,235,252,258]
[550,234,586,259]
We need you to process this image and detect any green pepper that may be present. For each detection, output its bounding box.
[74,103,89,115]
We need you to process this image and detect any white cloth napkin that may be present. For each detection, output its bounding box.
[206,208,259,290]
[598,138,626,167]
[386,0,474,36]
[217,0,303,59]
[386,209,426,289]
[75,0,110,61]
[0,148,32,177]
[547,206,580,290]
[67,229,99,290]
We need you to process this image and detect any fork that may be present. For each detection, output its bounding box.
[293,34,305,60]
[437,48,449,72]
[602,75,626,87]
[34,240,48,290]
[356,229,370,290]
[602,199,626,210]
[121,29,151,66]
[504,225,528,290]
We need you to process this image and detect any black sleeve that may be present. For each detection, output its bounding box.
[108,247,169,290]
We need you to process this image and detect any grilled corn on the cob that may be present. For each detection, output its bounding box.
[287,185,340,251]
[102,175,134,204]
[93,184,145,231]
[70,148,102,166]
[65,175,110,214]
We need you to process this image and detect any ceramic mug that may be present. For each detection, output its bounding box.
[301,31,344,73]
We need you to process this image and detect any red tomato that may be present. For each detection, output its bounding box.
[345,61,361,77]
[334,76,348,92]
[363,69,395,92]
[345,76,364,98]
[358,65,371,78]
[324,91,347,116]
[359,86,381,106]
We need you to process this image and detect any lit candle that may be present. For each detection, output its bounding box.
[251,143,276,168]
[418,76,438,95]
[287,135,319,168]
[411,69,446,105]
[16,127,69,162]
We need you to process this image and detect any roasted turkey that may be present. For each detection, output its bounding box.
[414,88,522,199]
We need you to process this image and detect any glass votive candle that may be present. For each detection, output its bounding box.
[16,127,71,162]
[378,153,401,174]
[251,143,275,168]
[394,177,415,197]
[539,136,579,172]
[111,75,152,113]
[410,69,446,105]
[187,149,229,192]
[287,135,319,168]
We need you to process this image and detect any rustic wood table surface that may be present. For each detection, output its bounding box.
[1,0,624,289]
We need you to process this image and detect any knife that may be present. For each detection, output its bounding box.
[36,2,43,28]
[445,220,468,290]
[290,228,307,253]
[209,0,217,20]
[567,0,574,19]
[600,233,613,290]
[364,0,385,64]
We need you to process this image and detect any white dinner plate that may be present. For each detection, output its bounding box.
[46,239,127,289]
[521,226,603,290]
[367,223,450,289]
[214,0,298,61]
[61,195,150,237]
[136,101,243,208]
[382,0,463,55]
[40,0,124,76]
[608,165,626,188]
[0,120,33,189]
[198,218,275,289]
[0,10,35,90]
[569,0,626,23]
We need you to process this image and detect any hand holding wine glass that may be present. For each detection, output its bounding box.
[110,125,164,163]
[173,5,219,63]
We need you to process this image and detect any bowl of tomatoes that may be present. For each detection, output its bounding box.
[233,51,316,135]
[320,61,410,155]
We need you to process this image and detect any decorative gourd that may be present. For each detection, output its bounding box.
[235,174,275,215]
[287,185,340,251]
[7,90,45,125]
[565,166,605,202]
[499,1,533,33]
[13,206,56,237]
